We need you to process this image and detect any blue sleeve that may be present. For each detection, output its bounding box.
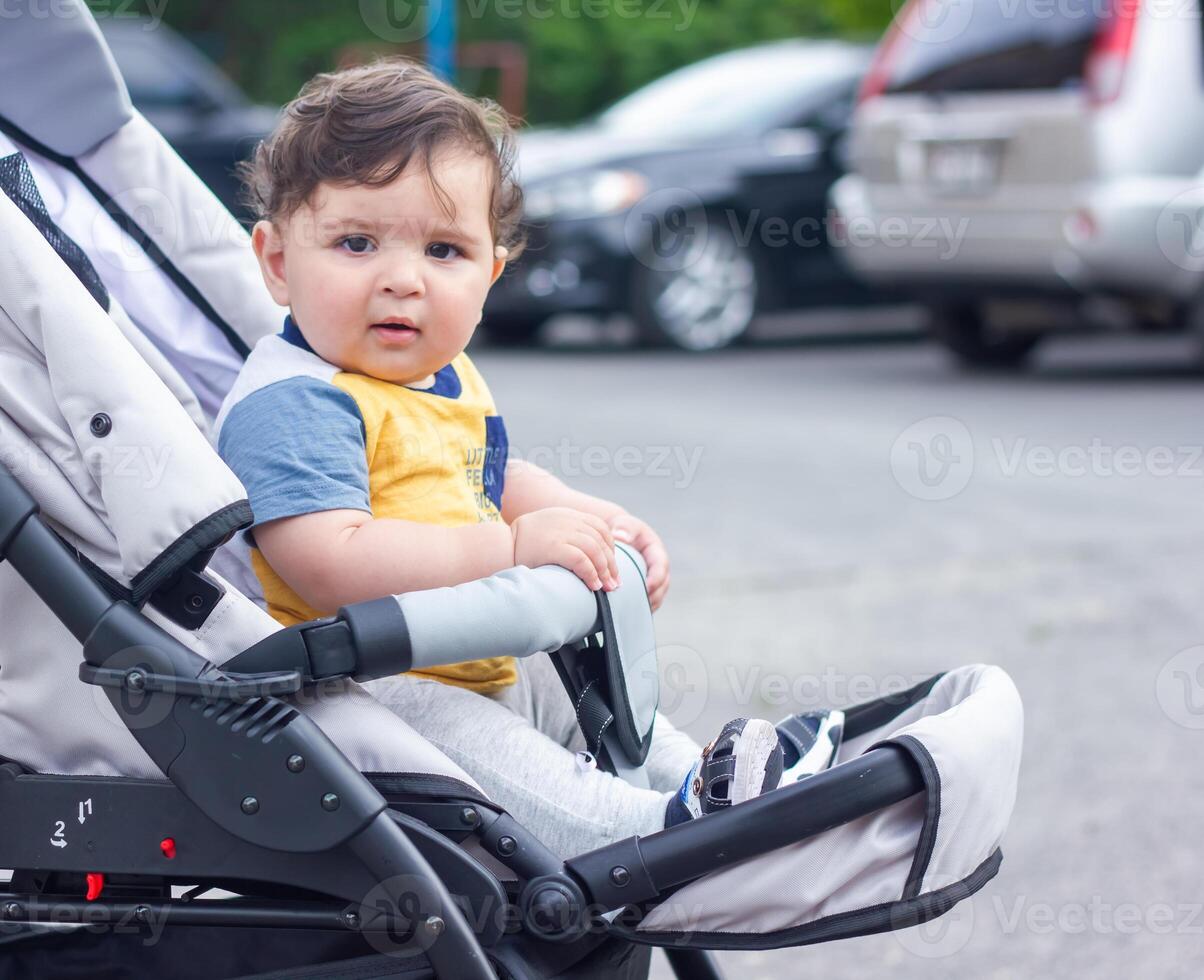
[218,378,371,529]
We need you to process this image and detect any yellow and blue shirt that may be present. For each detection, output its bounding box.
[216,316,515,693]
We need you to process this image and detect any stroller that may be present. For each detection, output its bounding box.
[0,6,1024,978]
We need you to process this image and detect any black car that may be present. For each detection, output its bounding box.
[485,40,879,351]
[97,19,278,220]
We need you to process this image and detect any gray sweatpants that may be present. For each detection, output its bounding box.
[365,655,702,857]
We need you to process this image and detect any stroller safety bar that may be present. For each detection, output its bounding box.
[226,558,610,685]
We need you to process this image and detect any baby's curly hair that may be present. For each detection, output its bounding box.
[239,57,525,260]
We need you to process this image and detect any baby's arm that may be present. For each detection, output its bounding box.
[502,461,671,611]
[219,376,618,613]
[255,505,618,613]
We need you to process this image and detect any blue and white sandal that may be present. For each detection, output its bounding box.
[777,709,845,784]
[667,718,784,826]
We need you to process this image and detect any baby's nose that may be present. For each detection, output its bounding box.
[382,255,424,295]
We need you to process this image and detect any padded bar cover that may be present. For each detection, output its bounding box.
[397,565,601,670]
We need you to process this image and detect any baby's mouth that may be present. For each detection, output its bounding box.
[370,321,420,346]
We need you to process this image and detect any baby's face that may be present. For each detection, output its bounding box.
[253,146,505,385]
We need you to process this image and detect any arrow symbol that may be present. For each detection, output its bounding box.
[50,838,67,849]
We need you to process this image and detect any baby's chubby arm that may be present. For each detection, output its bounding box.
[254,506,619,614]
[502,460,671,611]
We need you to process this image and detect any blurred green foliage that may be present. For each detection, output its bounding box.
[89,0,894,124]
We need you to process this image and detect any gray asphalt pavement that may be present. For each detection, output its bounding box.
[475,326,1204,979]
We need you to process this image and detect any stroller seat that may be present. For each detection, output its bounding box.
[0,6,1023,979]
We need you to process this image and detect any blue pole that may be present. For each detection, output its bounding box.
[427,0,457,82]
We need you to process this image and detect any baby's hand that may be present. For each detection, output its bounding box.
[511,508,619,592]
[610,513,670,611]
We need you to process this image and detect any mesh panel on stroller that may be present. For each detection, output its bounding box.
[0,6,1023,978]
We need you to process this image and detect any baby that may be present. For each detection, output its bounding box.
[216,59,783,854]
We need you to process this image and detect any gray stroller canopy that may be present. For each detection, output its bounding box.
[0,3,1023,971]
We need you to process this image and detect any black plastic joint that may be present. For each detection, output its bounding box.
[564,837,657,911]
[337,597,411,681]
[303,621,358,679]
[519,874,589,943]
[0,467,38,561]
[478,812,562,880]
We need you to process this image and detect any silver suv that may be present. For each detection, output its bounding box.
[830,0,1204,367]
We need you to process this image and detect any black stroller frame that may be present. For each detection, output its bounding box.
[0,462,928,979]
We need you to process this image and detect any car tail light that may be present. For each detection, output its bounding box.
[1065,208,1099,244]
[1086,0,1141,106]
[858,0,926,106]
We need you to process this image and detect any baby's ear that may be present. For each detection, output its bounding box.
[252,220,290,307]
[489,245,509,286]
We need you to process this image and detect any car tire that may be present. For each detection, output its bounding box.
[928,303,1043,370]
[482,314,547,348]
[630,210,758,352]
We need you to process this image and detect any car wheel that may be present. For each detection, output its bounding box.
[928,304,1043,370]
[630,211,758,352]
[482,314,547,348]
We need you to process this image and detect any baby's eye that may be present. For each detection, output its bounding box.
[338,235,377,254]
[427,242,462,260]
